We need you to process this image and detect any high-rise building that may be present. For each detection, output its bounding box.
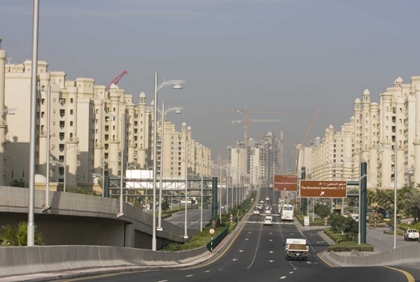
[301,76,420,189]
[228,131,283,187]
[1,48,211,190]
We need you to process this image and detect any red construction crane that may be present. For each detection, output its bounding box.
[106,70,128,91]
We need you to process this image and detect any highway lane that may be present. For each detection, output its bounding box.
[60,188,413,282]
[166,207,212,229]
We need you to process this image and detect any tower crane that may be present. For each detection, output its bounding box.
[293,106,322,173]
[231,108,286,149]
[106,70,128,91]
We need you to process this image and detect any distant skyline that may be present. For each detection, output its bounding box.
[1,0,419,169]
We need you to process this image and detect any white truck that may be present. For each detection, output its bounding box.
[404,228,419,241]
[284,238,309,261]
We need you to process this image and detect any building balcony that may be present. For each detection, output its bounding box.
[67,137,79,143]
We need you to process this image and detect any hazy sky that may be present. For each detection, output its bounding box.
[1,0,419,170]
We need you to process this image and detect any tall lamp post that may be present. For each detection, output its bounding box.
[28,0,40,247]
[156,102,183,231]
[378,144,414,249]
[184,131,189,239]
[41,84,52,211]
[152,73,185,250]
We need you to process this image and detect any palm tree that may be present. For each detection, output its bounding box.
[404,189,420,223]
[0,222,43,246]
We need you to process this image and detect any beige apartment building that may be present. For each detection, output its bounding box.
[298,76,420,189]
[0,44,211,190]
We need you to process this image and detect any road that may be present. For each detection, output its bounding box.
[64,188,415,282]
[367,226,414,253]
[166,207,212,229]
[166,186,251,229]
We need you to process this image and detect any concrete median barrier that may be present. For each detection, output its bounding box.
[0,245,209,278]
[328,244,420,266]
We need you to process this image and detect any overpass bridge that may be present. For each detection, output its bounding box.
[0,186,200,250]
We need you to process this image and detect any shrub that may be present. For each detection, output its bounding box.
[327,242,374,252]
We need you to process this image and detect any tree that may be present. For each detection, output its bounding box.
[403,188,420,223]
[315,203,330,218]
[0,222,43,246]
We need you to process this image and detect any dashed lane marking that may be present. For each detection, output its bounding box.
[280,276,287,279]
[204,270,211,273]
[186,274,193,277]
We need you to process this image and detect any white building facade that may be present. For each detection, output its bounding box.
[301,76,420,189]
[0,44,211,190]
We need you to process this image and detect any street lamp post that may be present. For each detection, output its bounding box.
[184,132,189,239]
[157,101,182,232]
[152,73,185,250]
[43,84,51,211]
[27,0,40,247]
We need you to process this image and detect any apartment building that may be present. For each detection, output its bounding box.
[228,131,284,186]
[300,76,420,189]
[0,44,211,189]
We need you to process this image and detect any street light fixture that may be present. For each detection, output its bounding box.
[27,0,40,247]
[378,145,414,249]
[156,102,183,232]
[183,131,189,239]
[152,73,185,250]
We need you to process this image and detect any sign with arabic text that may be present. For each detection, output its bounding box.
[300,180,347,198]
[273,175,298,191]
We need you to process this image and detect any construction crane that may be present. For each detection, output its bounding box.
[293,106,322,173]
[231,108,286,149]
[105,70,128,91]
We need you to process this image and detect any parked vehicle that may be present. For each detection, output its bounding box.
[285,238,309,260]
[404,229,419,241]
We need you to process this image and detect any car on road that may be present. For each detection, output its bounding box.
[253,208,260,215]
[260,200,265,204]
[265,206,272,214]
[265,197,270,201]
[263,216,273,226]
[404,228,419,241]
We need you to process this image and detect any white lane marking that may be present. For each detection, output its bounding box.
[249,231,251,233]
[295,221,316,252]
[232,258,238,261]
[219,269,223,271]
[269,251,274,253]
[205,270,211,273]
[186,275,193,277]
[239,250,244,252]
[245,238,249,241]
[157,280,168,282]
[268,260,275,263]
[269,239,273,242]
[289,271,294,274]
[270,232,273,234]
[280,276,287,279]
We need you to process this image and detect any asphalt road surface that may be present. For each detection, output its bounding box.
[166,207,212,229]
[63,188,415,282]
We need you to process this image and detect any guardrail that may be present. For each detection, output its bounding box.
[0,245,209,278]
[329,244,420,266]
[206,227,229,252]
